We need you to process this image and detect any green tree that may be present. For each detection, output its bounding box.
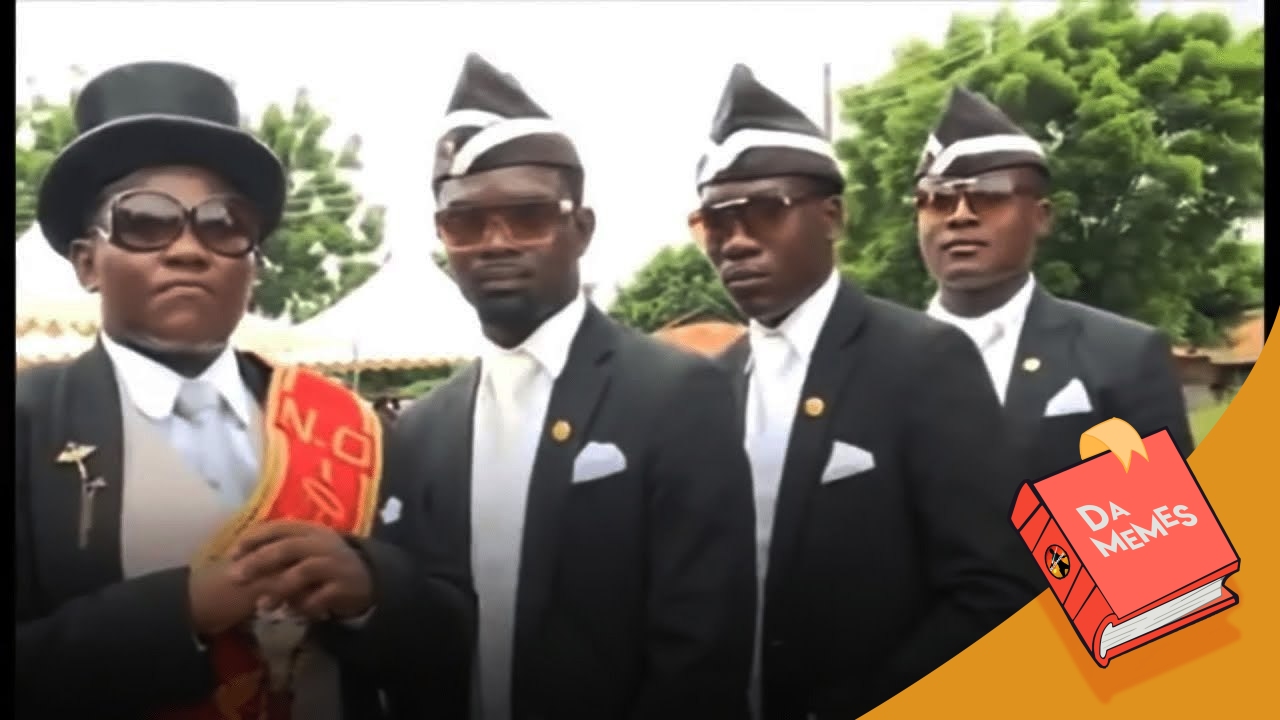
[251,89,383,321]
[836,0,1264,345]
[608,243,742,332]
[431,248,455,280]
[14,81,383,322]
[15,92,78,239]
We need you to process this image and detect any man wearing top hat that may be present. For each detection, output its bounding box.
[14,61,474,719]
[913,87,1194,587]
[694,65,1038,720]
[391,53,757,720]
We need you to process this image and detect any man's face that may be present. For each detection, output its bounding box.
[695,175,841,325]
[69,165,262,352]
[436,165,593,330]
[915,166,1051,291]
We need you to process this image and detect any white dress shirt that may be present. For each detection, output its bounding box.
[926,274,1037,405]
[100,332,260,504]
[469,292,587,720]
[744,268,841,719]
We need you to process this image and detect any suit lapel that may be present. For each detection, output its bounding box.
[1003,288,1081,427]
[235,351,274,404]
[37,342,126,600]
[718,335,751,412]
[764,281,869,606]
[514,306,615,658]
[442,362,482,557]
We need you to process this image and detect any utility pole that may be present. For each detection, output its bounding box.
[822,61,833,140]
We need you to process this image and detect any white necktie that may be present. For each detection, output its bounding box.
[174,379,254,507]
[748,330,798,442]
[980,320,1005,353]
[472,350,540,720]
[745,329,797,720]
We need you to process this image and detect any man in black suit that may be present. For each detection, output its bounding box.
[14,61,473,719]
[913,88,1195,557]
[693,65,1039,719]
[392,53,757,720]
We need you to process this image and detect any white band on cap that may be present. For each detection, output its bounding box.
[928,133,1044,176]
[443,116,570,176]
[438,109,505,136]
[697,128,838,186]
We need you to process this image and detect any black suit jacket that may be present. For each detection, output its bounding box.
[1004,287,1195,476]
[996,288,1195,591]
[716,281,1039,720]
[391,304,757,720]
[14,343,475,719]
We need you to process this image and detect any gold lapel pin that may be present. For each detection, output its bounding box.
[803,397,825,418]
[1022,357,1042,373]
[551,420,572,443]
[56,442,97,480]
[57,442,105,549]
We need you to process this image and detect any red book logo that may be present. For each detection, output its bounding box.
[1009,418,1240,668]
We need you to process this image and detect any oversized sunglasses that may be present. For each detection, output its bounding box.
[95,190,263,258]
[913,175,1039,217]
[688,194,827,248]
[434,198,575,250]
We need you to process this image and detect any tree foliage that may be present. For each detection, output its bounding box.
[244,89,383,321]
[15,89,77,239]
[835,0,1264,345]
[431,248,455,280]
[14,81,384,322]
[608,243,742,332]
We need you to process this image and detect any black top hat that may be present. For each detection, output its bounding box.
[432,53,581,193]
[914,86,1047,179]
[36,61,287,257]
[696,64,843,191]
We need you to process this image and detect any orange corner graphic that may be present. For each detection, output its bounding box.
[867,313,1278,717]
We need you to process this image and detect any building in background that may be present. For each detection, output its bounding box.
[1173,309,1265,409]
[651,313,745,358]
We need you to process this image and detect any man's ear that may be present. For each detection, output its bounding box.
[572,206,596,258]
[68,238,101,293]
[823,195,846,242]
[1034,198,1054,239]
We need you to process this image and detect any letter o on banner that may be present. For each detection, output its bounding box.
[333,426,373,467]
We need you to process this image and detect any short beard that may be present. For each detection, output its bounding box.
[132,333,229,355]
[119,333,229,378]
[471,290,541,334]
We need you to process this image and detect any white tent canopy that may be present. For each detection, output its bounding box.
[289,241,485,371]
[16,224,99,335]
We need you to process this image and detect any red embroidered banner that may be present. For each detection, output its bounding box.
[154,365,383,720]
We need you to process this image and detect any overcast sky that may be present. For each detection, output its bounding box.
[15,0,1263,307]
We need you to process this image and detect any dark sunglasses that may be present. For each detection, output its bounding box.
[95,190,263,258]
[913,175,1039,217]
[435,198,575,250]
[688,194,827,248]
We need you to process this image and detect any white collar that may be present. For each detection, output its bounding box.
[481,291,588,381]
[746,268,841,373]
[928,274,1037,336]
[99,332,252,426]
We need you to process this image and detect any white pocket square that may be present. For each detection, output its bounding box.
[821,441,876,483]
[572,442,627,483]
[1044,378,1093,417]
[379,496,402,525]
